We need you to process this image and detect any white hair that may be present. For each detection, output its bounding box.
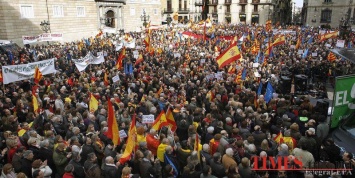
[207,126,214,133]
[225,117,232,123]
[280,143,288,151]
[260,151,267,157]
[225,148,234,157]
[248,144,256,153]
[202,144,210,152]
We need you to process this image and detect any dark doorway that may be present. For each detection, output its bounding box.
[105,10,115,28]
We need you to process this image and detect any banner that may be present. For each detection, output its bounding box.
[22,33,63,44]
[2,58,56,84]
[331,74,355,128]
[72,52,105,72]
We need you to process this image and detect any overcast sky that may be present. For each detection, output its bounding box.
[294,0,303,7]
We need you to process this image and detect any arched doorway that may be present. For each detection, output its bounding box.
[105,10,115,28]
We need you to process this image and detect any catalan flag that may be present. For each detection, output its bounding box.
[215,44,241,69]
[135,54,144,66]
[327,52,337,62]
[34,66,43,84]
[89,93,98,113]
[156,86,163,98]
[151,110,168,131]
[116,47,126,70]
[234,71,242,84]
[107,98,120,146]
[228,64,236,74]
[119,114,137,164]
[251,39,260,54]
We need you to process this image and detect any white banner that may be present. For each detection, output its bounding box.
[2,58,56,84]
[123,38,136,49]
[336,40,345,48]
[142,115,155,123]
[22,33,63,44]
[72,52,105,72]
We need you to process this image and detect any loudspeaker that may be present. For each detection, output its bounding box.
[315,99,329,116]
[294,75,308,94]
[279,76,291,94]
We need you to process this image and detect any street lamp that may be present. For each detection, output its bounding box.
[166,14,172,25]
[140,10,150,27]
[40,20,51,33]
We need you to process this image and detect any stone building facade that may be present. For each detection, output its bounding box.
[303,0,355,28]
[0,0,162,45]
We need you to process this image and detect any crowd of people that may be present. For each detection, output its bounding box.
[0,22,355,178]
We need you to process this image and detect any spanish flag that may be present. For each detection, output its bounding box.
[32,89,39,114]
[119,114,137,164]
[116,47,126,70]
[107,98,120,146]
[34,66,43,84]
[151,110,168,131]
[274,131,284,144]
[89,93,98,113]
[104,72,109,86]
[273,35,285,46]
[216,44,241,69]
[319,31,338,42]
[144,36,150,47]
[206,90,215,102]
[295,36,301,50]
[135,54,144,66]
[327,52,337,62]
[166,108,177,132]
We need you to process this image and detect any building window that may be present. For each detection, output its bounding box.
[20,5,34,18]
[184,0,187,9]
[130,7,135,16]
[254,5,258,12]
[241,5,246,13]
[53,5,64,17]
[179,0,182,9]
[324,0,332,2]
[320,9,332,23]
[167,0,172,10]
[77,6,85,17]
[353,8,355,24]
[226,6,230,13]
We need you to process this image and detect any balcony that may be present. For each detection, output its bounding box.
[163,8,174,14]
[225,0,232,5]
[239,0,247,4]
[251,0,260,4]
[195,1,203,6]
[211,10,218,15]
[225,11,231,15]
[240,9,246,13]
[178,8,190,14]
[208,0,218,5]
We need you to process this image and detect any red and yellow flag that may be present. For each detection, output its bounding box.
[194,133,200,152]
[216,44,241,69]
[327,52,337,62]
[166,108,177,132]
[107,98,120,146]
[156,86,163,98]
[104,72,109,86]
[295,36,301,50]
[265,20,272,32]
[273,35,285,46]
[135,54,144,66]
[234,70,242,84]
[34,66,43,84]
[119,114,137,164]
[32,88,39,114]
[319,31,338,42]
[151,110,168,131]
[89,93,98,113]
[0,72,3,82]
[228,65,236,74]
[116,47,126,70]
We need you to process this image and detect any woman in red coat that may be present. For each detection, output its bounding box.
[62,164,74,178]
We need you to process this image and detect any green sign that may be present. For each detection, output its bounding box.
[331,74,355,128]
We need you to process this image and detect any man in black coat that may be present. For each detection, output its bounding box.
[103,156,120,178]
[68,152,85,178]
[139,151,161,178]
[37,140,56,177]
[209,152,226,178]
[20,150,34,178]
[80,136,95,164]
